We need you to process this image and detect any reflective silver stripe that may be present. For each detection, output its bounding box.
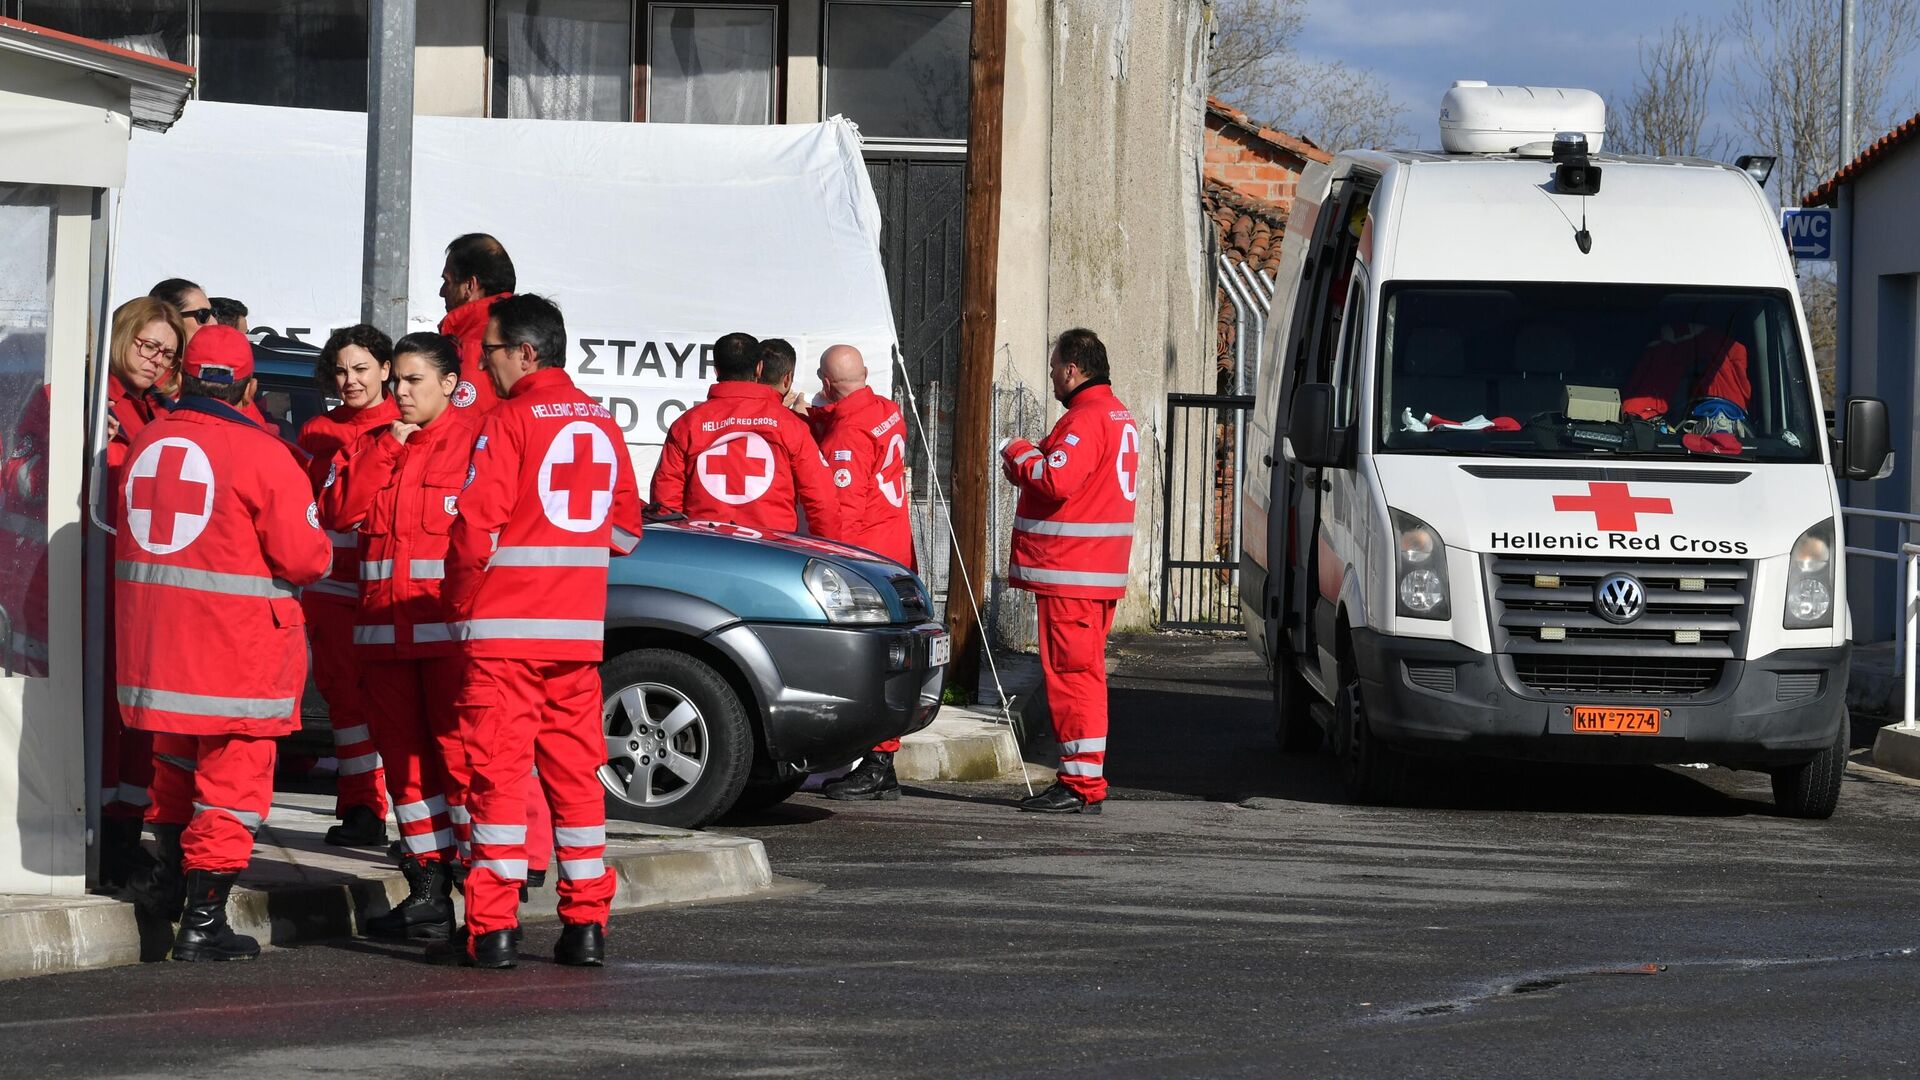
[394,795,448,824]
[558,858,606,881]
[304,578,359,598]
[413,622,452,643]
[193,801,263,830]
[553,825,605,848]
[487,546,609,569]
[0,508,39,536]
[471,823,527,845]
[326,530,357,546]
[1060,737,1108,754]
[1008,565,1130,588]
[156,753,198,773]
[1058,760,1104,777]
[332,724,371,747]
[353,625,396,645]
[337,752,382,777]
[1011,449,1041,465]
[472,858,527,880]
[116,561,297,599]
[457,840,472,857]
[402,828,455,854]
[1029,461,1043,480]
[105,783,151,807]
[453,618,603,642]
[446,805,472,825]
[118,685,295,720]
[1013,516,1135,538]
[612,526,640,554]
[360,559,394,581]
[410,559,445,579]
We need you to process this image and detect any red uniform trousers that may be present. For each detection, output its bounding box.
[1038,595,1117,802]
[147,733,277,873]
[359,658,458,861]
[303,594,389,819]
[457,658,612,937]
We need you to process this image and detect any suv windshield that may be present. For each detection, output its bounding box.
[1376,283,1820,463]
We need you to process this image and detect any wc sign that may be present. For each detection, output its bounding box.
[1781,207,1833,260]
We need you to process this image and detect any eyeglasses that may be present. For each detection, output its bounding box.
[479,342,522,356]
[132,337,178,364]
[180,307,215,324]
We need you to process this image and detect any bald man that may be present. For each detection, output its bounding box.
[811,344,917,801]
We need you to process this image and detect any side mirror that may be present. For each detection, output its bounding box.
[1838,396,1894,482]
[1286,383,1347,469]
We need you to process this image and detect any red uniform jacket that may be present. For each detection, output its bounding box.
[443,367,642,661]
[107,376,168,476]
[115,398,332,735]
[439,293,510,415]
[1,385,50,674]
[300,397,400,602]
[1623,325,1752,421]
[808,386,914,567]
[1000,381,1140,600]
[651,381,842,537]
[322,407,484,659]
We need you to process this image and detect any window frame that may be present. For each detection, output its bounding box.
[820,0,971,149]
[638,1,785,124]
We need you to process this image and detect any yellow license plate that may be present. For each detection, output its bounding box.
[1572,707,1661,734]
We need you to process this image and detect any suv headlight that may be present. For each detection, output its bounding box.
[804,560,890,624]
[1392,508,1450,620]
[1783,518,1834,629]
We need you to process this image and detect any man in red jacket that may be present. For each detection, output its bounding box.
[999,329,1139,815]
[650,333,841,536]
[298,325,400,847]
[812,344,917,802]
[118,325,332,959]
[444,294,642,969]
[437,233,515,415]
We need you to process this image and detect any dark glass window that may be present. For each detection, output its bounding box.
[199,1,370,111]
[22,0,190,64]
[492,0,632,121]
[824,2,970,142]
[646,4,778,124]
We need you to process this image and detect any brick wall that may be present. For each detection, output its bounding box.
[1204,120,1306,211]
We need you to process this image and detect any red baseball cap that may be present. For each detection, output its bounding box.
[180,324,254,385]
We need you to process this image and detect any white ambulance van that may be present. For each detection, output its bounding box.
[1239,83,1894,817]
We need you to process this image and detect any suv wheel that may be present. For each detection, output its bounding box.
[598,648,753,830]
[1769,712,1848,820]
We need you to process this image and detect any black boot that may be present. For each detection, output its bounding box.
[468,928,518,969]
[99,817,155,892]
[128,823,186,922]
[365,857,453,940]
[171,870,260,962]
[555,922,605,967]
[325,804,388,847]
[822,752,901,802]
[1018,781,1103,815]
[526,867,547,890]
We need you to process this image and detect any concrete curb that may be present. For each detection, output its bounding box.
[1871,723,1920,781]
[0,832,774,981]
[896,711,1027,782]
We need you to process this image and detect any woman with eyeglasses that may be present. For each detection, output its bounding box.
[96,296,188,889]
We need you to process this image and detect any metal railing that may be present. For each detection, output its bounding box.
[1900,542,1920,730]
[1841,506,1920,676]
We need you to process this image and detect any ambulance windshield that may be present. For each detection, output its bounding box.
[1375,283,1821,464]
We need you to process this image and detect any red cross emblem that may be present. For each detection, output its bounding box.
[1551,481,1673,531]
[125,438,215,554]
[1114,423,1141,502]
[877,433,907,508]
[697,432,775,505]
[537,422,616,532]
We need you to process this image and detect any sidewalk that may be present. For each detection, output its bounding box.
[0,790,780,981]
[892,645,1056,785]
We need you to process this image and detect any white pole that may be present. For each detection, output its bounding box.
[1840,0,1858,168]
[1904,544,1917,729]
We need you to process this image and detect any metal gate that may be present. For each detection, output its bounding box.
[1160,393,1254,630]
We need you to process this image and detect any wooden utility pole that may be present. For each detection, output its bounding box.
[943,0,1007,700]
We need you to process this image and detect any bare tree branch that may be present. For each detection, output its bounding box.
[1610,17,1725,158]
[1206,0,1408,151]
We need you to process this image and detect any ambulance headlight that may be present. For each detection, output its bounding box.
[1391,509,1450,620]
[805,560,890,625]
[1783,518,1835,629]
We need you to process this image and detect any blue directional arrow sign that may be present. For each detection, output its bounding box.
[1781,207,1833,260]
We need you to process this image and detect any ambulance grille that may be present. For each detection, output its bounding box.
[1486,554,1750,698]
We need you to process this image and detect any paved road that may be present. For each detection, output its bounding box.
[6,634,1920,1078]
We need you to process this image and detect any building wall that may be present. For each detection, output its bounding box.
[1203,120,1308,211]
[1842,142,1920,642]
[1037,0,1213,630]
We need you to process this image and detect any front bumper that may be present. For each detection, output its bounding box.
[1352,629,1850,767]
[712,620,946,773]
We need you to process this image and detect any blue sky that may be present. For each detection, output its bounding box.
[1294,0,1920,153]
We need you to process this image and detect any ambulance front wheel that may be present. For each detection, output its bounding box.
[1768,710,1848,821]
[598,648,755,830]
[1335,674,1406,805]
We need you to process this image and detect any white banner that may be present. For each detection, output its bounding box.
[111,103,897,458]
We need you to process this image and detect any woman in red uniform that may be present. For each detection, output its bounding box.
[101,298,185,887]
[299,325,400,847]
[323,333,551,938]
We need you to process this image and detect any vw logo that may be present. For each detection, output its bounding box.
[1594,573,1646,624]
